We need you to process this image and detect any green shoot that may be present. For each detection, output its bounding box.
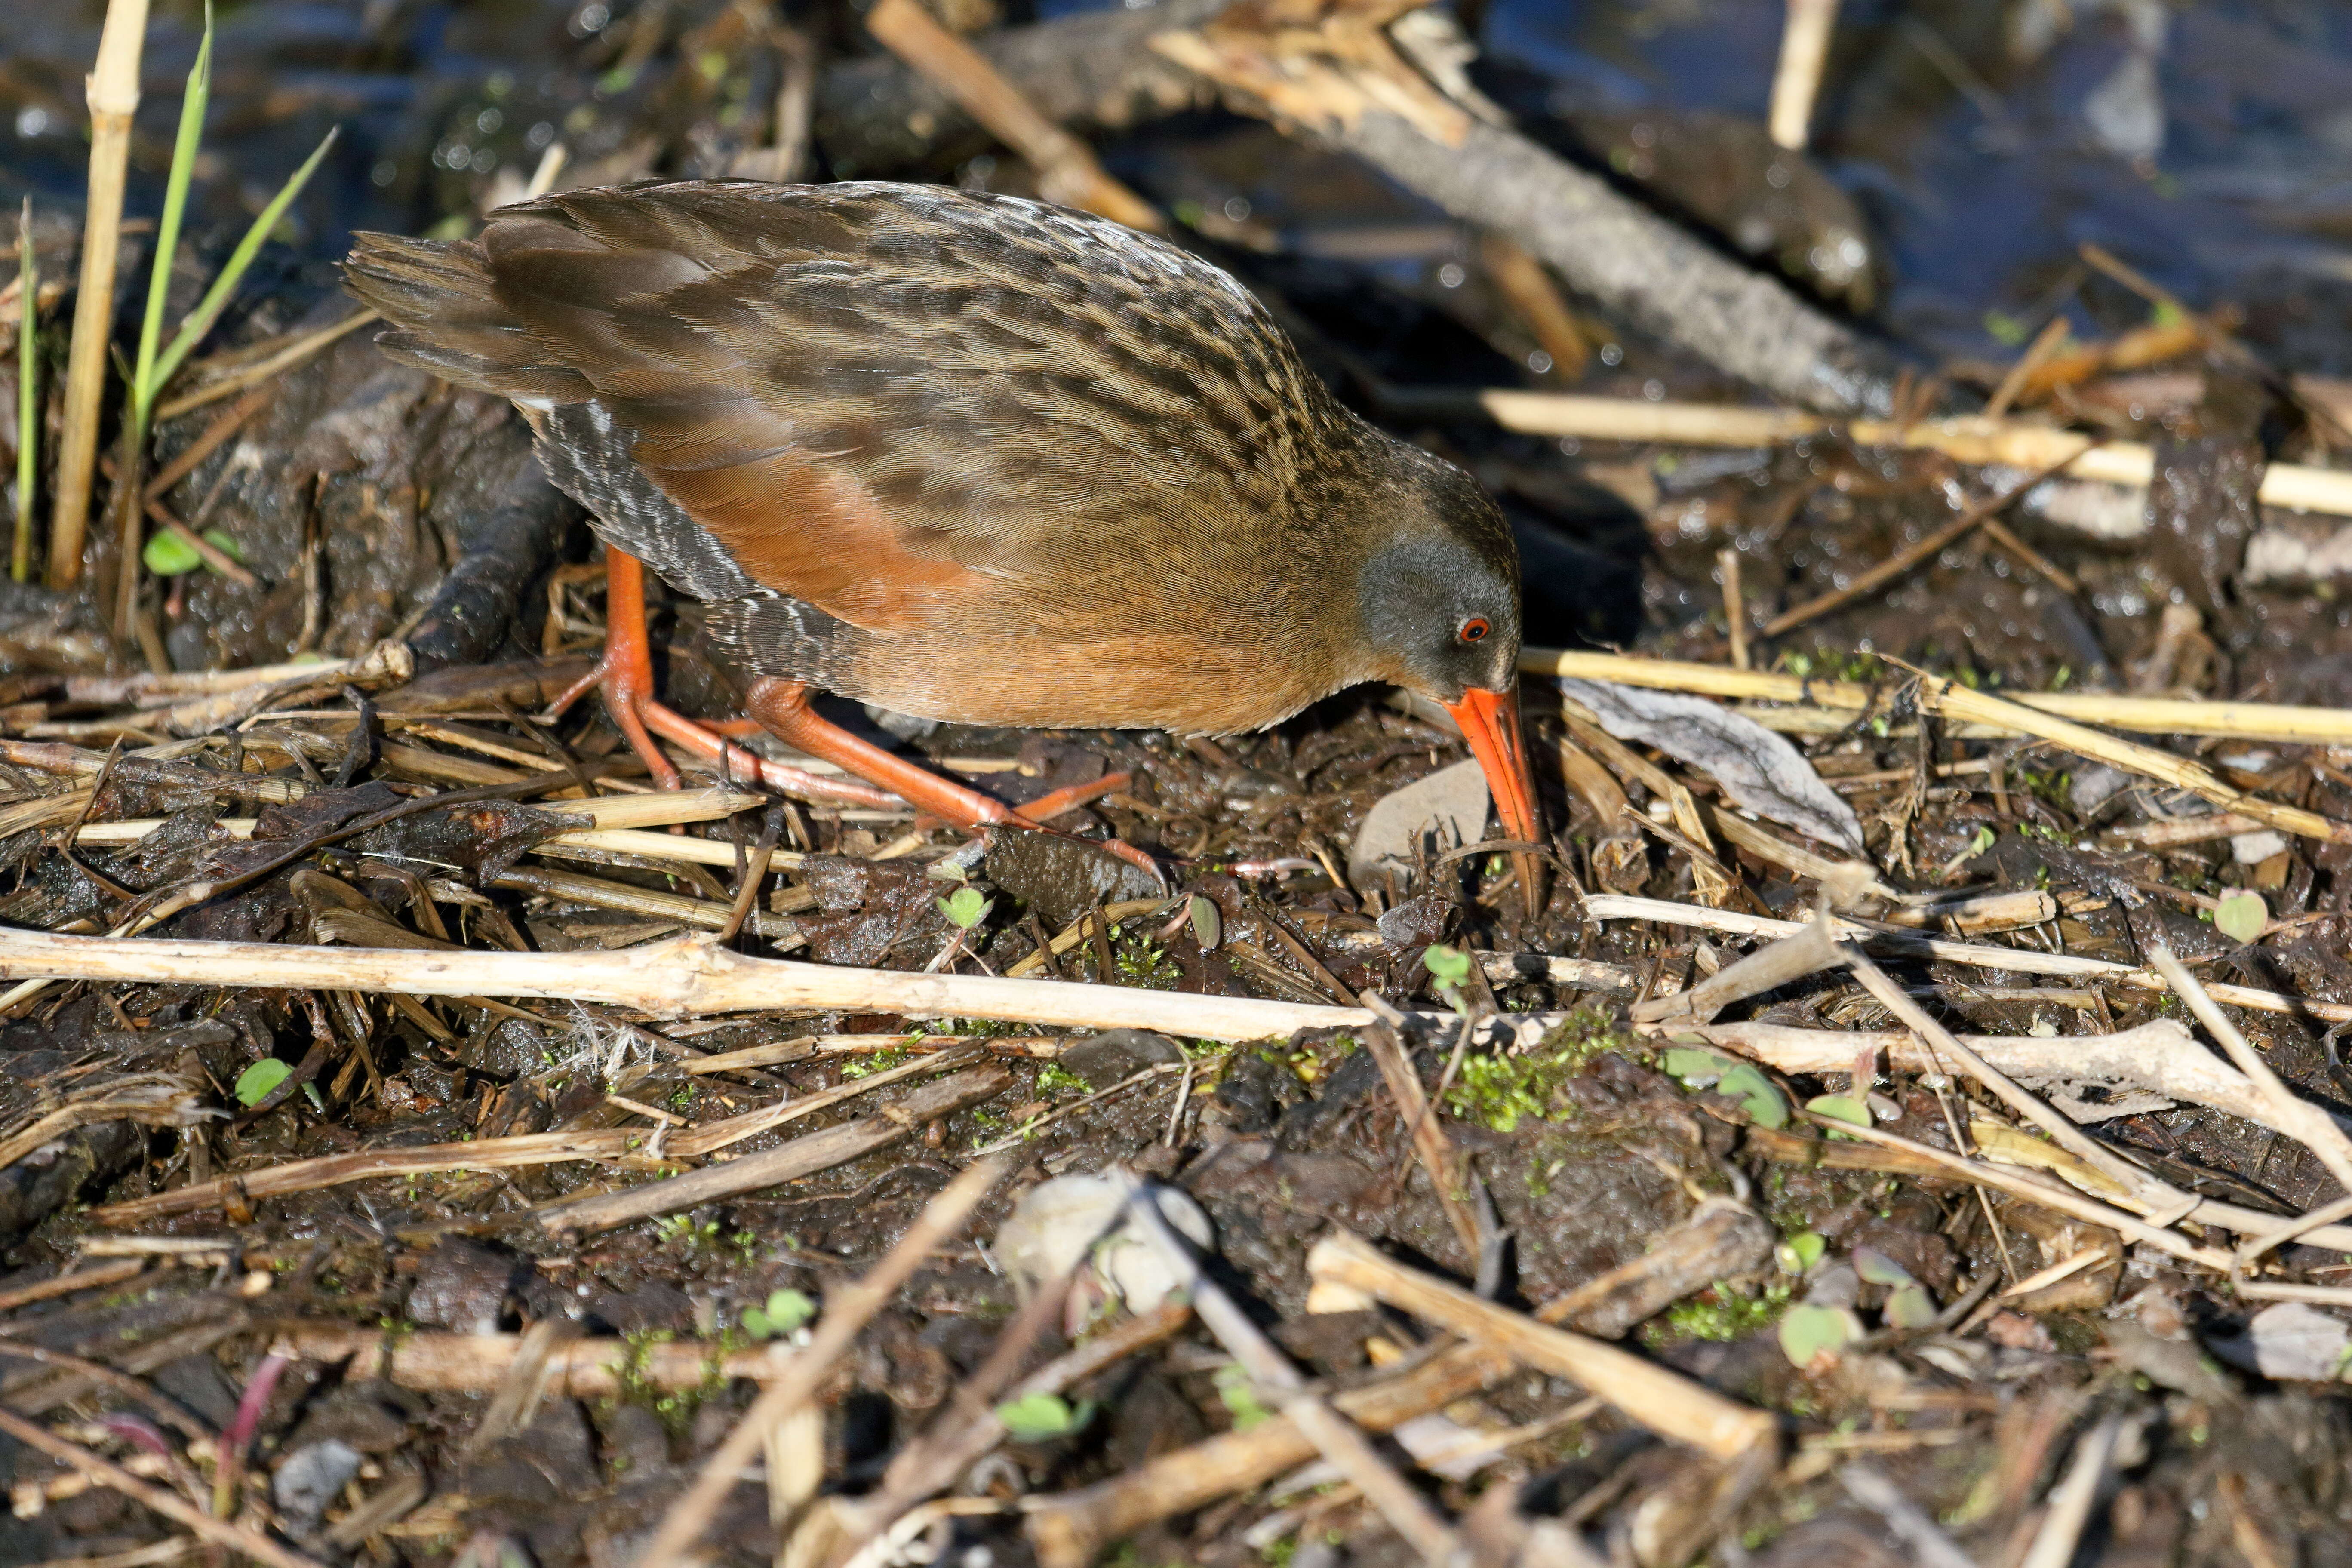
[1422,943,1471,1012]
[145,126,338,409]
[13,197,33,583]
[130,7,210,437]
[125,3,338,448]
[234,1058,291,1106]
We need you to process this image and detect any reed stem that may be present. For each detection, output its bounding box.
[49,0,148,591]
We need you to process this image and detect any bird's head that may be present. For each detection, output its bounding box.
[1352,440,1543,901]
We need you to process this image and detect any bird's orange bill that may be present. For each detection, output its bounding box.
[1446,683,1546,913]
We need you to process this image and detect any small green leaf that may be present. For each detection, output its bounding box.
[1188,895,1221,950]
[1213,1365,1275,1431]
[995,1391,1093,1441]
[1659,1047,1730,1083]
[1422,944,1471,989]
[1982,309,2029,347]
[234,1058,292,1106]
[1883,1284,1938,1330]
[1777,1303,1858,1368]
[2150,300,2186,329]
[2214,890,2267,945]
[1776,1231,1827,1275]
[1968,825,1996,857]
[765,1289,816,1332]
[143,530,205,576]
[1852,1247,1917,1288]
[1716,1064,1788,1129]
[200,527,243,564]
[936,886,992,929]
[1806,1094,1872,1129]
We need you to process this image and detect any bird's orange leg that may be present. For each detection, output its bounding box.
[545,549,683,790]
[744,677,1163,879]
[545,551,898,807]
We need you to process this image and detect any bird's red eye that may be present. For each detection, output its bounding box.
[1459,617,1491,644]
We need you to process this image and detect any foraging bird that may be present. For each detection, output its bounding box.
[345,181,1540,887]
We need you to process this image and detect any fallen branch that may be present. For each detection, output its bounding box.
[275,1325,801,1393]
[1583,895,2352,1023]
[1307,1230,1774,1462]
[1663,1018,2328,1134]
[2150,946,2352,1196]
[817,0,1900,413]
[0,927,1543,1042]
[1522,646,2352,748]
[522,1063,1012,1236]
[1457,394,2352,523]
[93,1045,994,1224]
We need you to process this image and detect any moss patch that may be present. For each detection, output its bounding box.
[1443,1005,1632,1132]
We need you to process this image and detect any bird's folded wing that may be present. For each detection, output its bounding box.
[473,181,1325,632]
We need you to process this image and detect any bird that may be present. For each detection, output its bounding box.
[344,179,1540,892]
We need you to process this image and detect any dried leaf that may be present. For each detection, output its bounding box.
[2243,1302,2352,1382]
[1558,678,1865,853]
[1347,756,1488,883]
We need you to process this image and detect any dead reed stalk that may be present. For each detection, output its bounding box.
[49,0,149,590]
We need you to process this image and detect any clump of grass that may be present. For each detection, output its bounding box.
[1442,1005,1629,1132]
[100,4,337,632]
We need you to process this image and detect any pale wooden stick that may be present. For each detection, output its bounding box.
[638,1159,1007,1568]
[75,818,805,875]
[524,1063,1009,1236]
[2237,1191,2352,1266]
[1767,0,1839,150]
[2148,946,2352,1196]
[64,641,412,704]
[1910,667,2351,844]
[867,0,1161,231]
[275,1325,804,1393]
[1116,1173,1464,1567]
[1307,1229,1777,1462]
[2019,1415,2130,1568]
[0,1403,325,1568]
[1717,546,1749,670]
[1473,396,2352,521]
[1663,1017,2310,1134]
[97,1046,995,1223]
[1583,893,2352,1022]
[1815,1116,2231,1268]
[0,926,1521,1042]
[1521,646,2352,746]
[1839,944,2184,1211]
[48,0,148,590]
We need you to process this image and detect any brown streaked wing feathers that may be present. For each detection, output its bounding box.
[462,181,1336,636]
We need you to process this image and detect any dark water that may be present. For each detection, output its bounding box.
[1494,0,2352,369]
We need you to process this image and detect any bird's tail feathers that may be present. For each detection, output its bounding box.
[342,231,593,403]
